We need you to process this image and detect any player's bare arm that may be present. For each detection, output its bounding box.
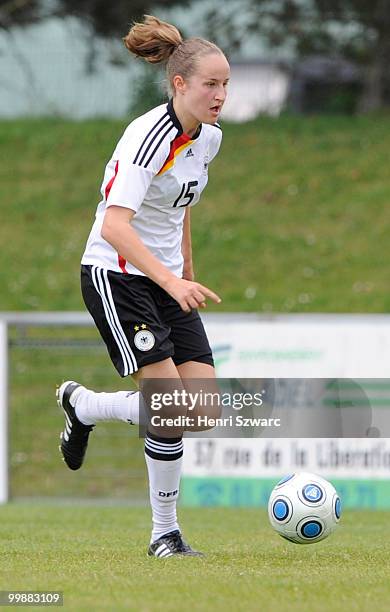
[101,204,221,313]
[181,208,194,282]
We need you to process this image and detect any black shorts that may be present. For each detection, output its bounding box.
[81,265,214,377]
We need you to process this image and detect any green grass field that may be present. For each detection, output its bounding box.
[1,505,389,612]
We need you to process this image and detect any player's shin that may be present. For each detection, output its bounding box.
[144,431,183,543]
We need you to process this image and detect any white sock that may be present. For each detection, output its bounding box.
[71,386,141,426]
[144,432,183,543]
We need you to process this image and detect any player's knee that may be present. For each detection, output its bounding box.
[182,380,223,431]
[141,378,189,437]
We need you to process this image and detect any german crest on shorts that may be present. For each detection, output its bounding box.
[133,324,155,351]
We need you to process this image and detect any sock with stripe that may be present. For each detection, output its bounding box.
[71,386,141,426]
[144,431,183,543]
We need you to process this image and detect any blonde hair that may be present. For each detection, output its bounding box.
[123,15,224,94]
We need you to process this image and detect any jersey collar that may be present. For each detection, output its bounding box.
[167,98,202,140]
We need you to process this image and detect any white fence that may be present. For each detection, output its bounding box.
[1,311,390,505]
[0,311,93,503]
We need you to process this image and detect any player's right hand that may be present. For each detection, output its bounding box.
[163,277,222,313]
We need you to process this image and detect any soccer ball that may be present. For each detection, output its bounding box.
[268,472,341,544]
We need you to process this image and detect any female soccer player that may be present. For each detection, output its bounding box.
[57,15,230,558]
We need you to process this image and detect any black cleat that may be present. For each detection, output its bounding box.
[56,380,94,471]
[148,530,204,558]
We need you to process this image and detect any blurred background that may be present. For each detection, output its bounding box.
[1,0,390,508]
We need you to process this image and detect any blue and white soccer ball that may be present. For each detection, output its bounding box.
[268,472,341,544]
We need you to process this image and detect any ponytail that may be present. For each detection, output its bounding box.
[123,15,182,64]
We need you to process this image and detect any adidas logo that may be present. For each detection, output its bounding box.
[185,148,194,158]
[154,543,173,558]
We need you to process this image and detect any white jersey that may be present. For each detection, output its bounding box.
[81,99,222,277]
